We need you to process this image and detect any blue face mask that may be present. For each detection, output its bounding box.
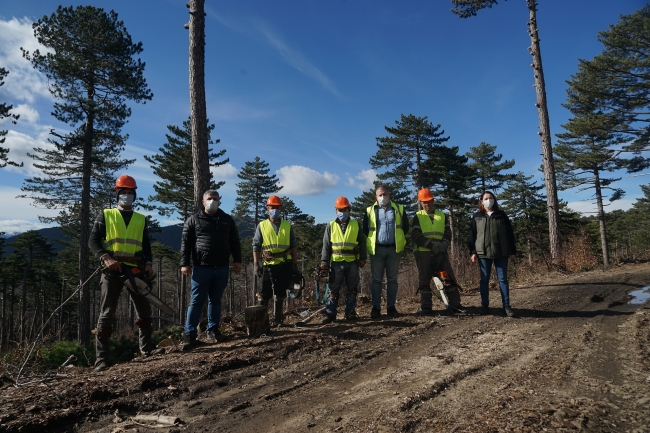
[269,209,282,219]
[337,212,349,221]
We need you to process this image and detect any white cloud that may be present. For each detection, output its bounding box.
[8,104,39,123]
[347,169,377,191]
[0,17,52,104]
[0,187,59,233]
[211,162,237,179]
[1,128,56,176]
[276,165,339,196]
[565,198,634,215]
[0,219,48,236]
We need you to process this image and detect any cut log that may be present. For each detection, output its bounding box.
[244,305,270,337]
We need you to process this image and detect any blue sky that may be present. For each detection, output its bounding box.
[0,0,646,234]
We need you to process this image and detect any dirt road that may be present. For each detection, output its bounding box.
[2,262,649,433]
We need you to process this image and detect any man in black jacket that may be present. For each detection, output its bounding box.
[180,190,242,349]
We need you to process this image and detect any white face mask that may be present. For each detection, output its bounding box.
[204,199,220,213]
[118,194,134,207]
[377,196,390,207]
[484,199,495,209]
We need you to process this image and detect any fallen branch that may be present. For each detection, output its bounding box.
[133,414,180,425]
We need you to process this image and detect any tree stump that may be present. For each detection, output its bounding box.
[244,305,269,337]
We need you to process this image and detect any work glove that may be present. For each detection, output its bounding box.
[430,241,448,255]
[254,262,263,278]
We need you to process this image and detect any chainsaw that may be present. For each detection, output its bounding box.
[120,266,174,316]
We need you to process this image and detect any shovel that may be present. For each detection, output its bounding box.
[295,306,327,327]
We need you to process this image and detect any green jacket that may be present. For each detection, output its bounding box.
[467,210,516,259]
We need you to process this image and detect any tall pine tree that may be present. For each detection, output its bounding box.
[450,0,562,264]
[144,117,228,222]
[465,142,515,193]
[500,172,547,266]
[233,157,282,226]
[21,6,152,345]
[0,67,21,168]
[370,114,450,192]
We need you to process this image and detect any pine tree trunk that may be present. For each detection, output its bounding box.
[188,0,210,213]
[527,0,561,265]
[594,170,609,266]
[527,237,533,266]
[78,112,94,347]
[1,282,6,350]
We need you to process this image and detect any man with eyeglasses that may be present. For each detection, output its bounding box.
[362,185,409,318]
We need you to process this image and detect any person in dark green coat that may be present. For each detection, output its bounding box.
[467,191,517,317]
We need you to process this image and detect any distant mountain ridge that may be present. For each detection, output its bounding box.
[2,216,255,256]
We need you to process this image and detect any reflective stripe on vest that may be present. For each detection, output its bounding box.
[365,202,406,255]
[260,219,292,265]
[330,219,359,262]
[416,210,445,251]
[103,208,145,267]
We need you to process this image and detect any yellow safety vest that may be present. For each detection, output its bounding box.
[103,208,145,267]
[260,219,292,265]
[366,202,406,255]
[416,210,446,252]
[330,219,360,262]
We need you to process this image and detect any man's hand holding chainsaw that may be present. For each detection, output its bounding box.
[429,240,449,255]
[104,255,152,276]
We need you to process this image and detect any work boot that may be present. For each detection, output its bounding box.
[207,328,228,342]
[480,305,489,315]
[182,334,198,351]
[321,314,336,324]
[142,348,166,357]
[94,357,111,372]
[370,307,381,319]
[504,306,514,318]
[387,306,399,318]
[344,310,359,321]
[417,308,434,316]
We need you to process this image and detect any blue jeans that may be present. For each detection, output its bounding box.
[185,265,229,336]
[325,261,360,317]
[370,245,401,309]
[478,258,510,308]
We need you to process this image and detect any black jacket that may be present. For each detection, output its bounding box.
[180,209,242,267]
[467,210,517,258]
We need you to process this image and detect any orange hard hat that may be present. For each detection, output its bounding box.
[114,175,137,190]
[417,188,434,202]
[266,195,283,206]
[334,196,350,208]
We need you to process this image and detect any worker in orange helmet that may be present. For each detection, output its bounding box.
[88,175,163,372]
[319,196,367,323]
[412,188,465,315]
[252,195,298,327]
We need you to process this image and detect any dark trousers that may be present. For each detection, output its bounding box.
[414,250,461,311]
[260,262,291,321]
[325,261,360,317]
[96,272,153,360]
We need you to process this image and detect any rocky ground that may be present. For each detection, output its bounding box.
[1,262,650,433]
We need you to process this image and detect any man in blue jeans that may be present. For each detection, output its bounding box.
[362,186,409,318]
[180,190,242,350]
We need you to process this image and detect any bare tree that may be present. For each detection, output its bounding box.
[186,0,211,212]
[450,0,561,264]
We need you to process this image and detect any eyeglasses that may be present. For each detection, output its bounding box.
[335,208,349,212]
